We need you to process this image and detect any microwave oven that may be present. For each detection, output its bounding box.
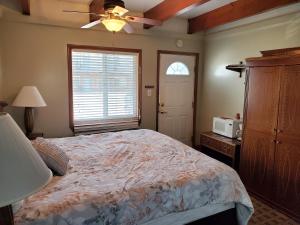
[212,117,242,138]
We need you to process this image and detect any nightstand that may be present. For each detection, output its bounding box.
[27,132,44,140]
[197,132,241,171]
[0,101,8,112]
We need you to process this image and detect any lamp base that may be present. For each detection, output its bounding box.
[24,107,34,136]
[0,205,14,225]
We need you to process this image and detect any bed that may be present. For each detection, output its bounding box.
[14,129,253,225]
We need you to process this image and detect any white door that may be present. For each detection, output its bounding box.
[158,53,196,146]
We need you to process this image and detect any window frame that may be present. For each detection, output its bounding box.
[67,44,142,132]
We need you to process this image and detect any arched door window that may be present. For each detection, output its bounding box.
[166,62,190,76]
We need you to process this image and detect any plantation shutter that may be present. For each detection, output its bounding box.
[71,49,140,134]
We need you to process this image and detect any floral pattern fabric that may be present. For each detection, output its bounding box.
[15,129,253,225]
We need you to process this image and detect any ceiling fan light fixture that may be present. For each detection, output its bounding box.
[102,18,126,32]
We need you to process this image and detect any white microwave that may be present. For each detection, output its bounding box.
[212,117,242,138]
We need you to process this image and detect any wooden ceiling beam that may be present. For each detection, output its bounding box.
[144,0,211,29]
[188,0,300,34]
[89,0,105,22]
[20,0,30,15]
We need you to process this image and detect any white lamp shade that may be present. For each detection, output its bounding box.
[12,86,47,107]
[0,113,52,207]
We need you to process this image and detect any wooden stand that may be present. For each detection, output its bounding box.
[0,205,14,225]
[0,101,8,112]
[27,132,44,140]
[198,132,241,171]
[24,107,34,136]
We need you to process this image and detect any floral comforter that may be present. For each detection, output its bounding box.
[15,129,253,225]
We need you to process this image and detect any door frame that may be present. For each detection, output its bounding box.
[156,50,199,146]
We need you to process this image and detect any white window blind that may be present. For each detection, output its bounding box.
[70,49,140,133]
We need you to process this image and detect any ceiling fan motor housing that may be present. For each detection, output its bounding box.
[104,0,125,10]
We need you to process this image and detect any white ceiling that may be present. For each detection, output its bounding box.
[62,0,165,12]
[61,0,237,19]
[179,0,237,19]
[120,0,164,12]
[4,0,298,34]
[61,0,237,17]
[62,0,92,3]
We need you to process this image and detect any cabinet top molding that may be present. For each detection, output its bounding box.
[246,47,300,67]
[261,47,300,57]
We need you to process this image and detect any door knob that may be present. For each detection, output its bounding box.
[272,140,281,144]
[274,128,283,133]
[159,111,167,114]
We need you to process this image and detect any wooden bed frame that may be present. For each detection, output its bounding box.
[0,206,237,225]
[188,208,237,225]
[0,205,14,225]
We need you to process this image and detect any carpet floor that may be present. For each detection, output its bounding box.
[249,196,299,225]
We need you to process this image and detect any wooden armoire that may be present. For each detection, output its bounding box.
[240,47,300,221]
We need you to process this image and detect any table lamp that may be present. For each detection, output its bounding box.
[12,86,47,136]
[0,113,52,225]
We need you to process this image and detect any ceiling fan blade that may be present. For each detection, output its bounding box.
[63,10,107,17]
[112,6,129,16]
[125,16,162,26]
[81,19,102,29]
[63,10,98,16]
[123,23,134,33]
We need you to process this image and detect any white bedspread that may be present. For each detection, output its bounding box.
[15,129,253,225]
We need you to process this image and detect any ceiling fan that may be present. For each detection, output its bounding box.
[64,0,162,33]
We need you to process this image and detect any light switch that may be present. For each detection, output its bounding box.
[147,89,152,97]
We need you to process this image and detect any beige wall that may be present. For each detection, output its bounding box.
[0,19,202,138]
[198,12,300,133]
[0,20,3,99]
[2,8,299,143]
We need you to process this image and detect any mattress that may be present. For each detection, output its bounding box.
[15,129,253,225]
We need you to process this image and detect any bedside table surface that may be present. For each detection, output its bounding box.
[201,131,241,146]
[27,132,44,140]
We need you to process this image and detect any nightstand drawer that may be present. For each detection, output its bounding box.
[200,135,235,157]
[27,132,44,140]
[199,132,241,171]
[220,144,235,157]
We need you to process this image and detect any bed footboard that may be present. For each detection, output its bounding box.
[186,208,237,225]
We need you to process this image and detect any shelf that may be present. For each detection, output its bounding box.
[226,62,246,78]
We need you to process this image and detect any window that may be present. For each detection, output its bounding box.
[166,62,190,76]
[68,45,141,134]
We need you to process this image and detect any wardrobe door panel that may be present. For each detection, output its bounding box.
[278,65,300,137]
[245,67,281,134]
[274,141,300,218]
[241,66,281,198]
[275,65,300,219]
[241,130,275,199]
